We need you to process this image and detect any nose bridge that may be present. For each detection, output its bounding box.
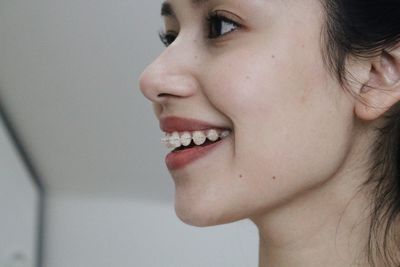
[139,41,199,103]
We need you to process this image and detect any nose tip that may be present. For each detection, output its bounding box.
[139,64,197,104]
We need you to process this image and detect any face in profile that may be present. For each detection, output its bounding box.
[139,0,356,227]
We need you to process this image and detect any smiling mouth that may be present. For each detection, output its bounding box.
[163,129,232,152]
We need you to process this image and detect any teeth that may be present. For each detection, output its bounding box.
[169,132,181,148]
[162,134,175,149]
[192,131,207,145]
[161,129,231,149]
[206,129,219,142]
[180,132,192,147]
[220,130,230,138]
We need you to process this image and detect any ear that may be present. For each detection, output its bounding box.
[354,44,400,121]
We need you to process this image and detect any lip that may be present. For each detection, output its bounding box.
[160,116,231,133]
[165,136,229,171]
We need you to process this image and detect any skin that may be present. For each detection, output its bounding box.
[139,0,400,266]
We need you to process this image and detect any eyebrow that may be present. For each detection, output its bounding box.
[161,0,210,17]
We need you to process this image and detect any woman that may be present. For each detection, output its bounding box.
[139,0,400,266]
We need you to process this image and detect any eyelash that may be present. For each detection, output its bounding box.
[158,12,241,47]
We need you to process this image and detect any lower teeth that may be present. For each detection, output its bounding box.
[173,138,221,152]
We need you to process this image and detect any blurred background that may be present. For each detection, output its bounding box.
[0,0,258,266]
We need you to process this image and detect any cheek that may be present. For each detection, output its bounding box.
[204,51,275,120]
[205,46,332,130]
[203,47,354,209]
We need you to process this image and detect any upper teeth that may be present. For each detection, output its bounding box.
[162,129,231,149]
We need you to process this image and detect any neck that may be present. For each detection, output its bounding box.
[255,185,371,267]
[252,130,373,267]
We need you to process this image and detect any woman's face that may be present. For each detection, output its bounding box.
[139,0,356,226]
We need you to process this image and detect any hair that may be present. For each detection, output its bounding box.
[320,1,400,266]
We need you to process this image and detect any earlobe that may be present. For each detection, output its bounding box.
[355,45,400,121]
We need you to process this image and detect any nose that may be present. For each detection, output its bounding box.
[139,44,198,106]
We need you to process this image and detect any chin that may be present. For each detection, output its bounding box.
[174,199,249,227]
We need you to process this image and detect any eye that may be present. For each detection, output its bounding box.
[206,11,241,39]
[158,30,177,47]
[158,10,242,47]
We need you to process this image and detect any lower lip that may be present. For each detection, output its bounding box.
[165,137,228,171]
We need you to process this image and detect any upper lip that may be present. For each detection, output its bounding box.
[160,116,231,133]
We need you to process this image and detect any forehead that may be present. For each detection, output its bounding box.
[160,0,320,17]
[160,0,326,31]
[161,0,210,17]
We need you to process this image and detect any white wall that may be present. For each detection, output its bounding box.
[44,196,258,267]
[0,116,39,267]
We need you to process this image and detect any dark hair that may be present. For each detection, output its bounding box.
[321,1,400,266]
